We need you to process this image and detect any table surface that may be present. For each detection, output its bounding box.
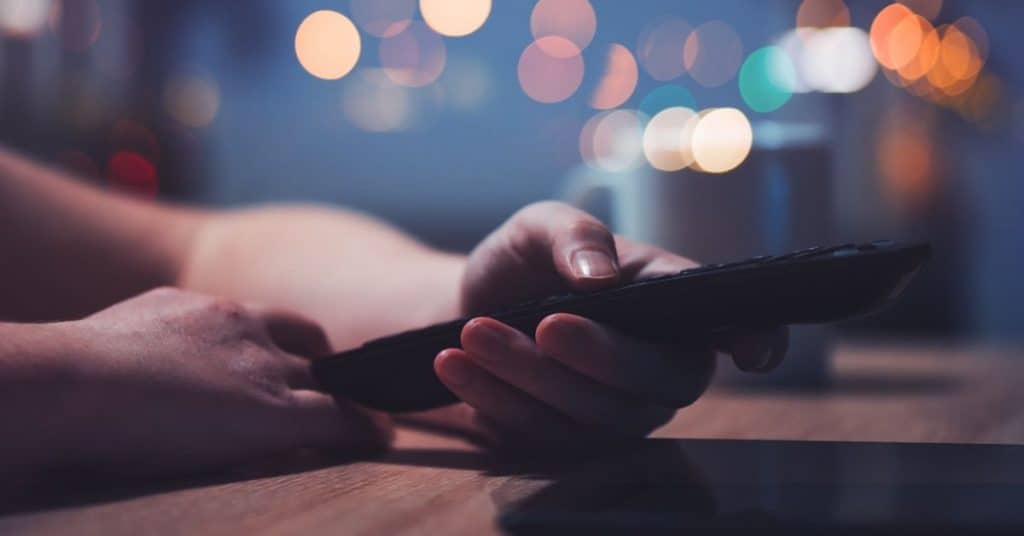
[4,341,1024,535]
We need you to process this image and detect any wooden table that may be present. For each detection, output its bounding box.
[4,341,1023,534]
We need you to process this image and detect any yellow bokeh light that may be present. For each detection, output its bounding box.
[518,36,584,104]
[350,0,415,38]
[642,107,699,172]
[636,18,693,81]
[420,0,490,37]
[684,21,744,88]
[380,22,447,88]
[589,43,638,110]
[691,108,753,174]
[163,73,220,128]
[295,10,361,80]
[530,0,596,56]
[796,0,850,29]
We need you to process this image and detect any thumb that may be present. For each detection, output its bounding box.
[508,201,621,293]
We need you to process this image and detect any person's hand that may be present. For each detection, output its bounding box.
[54,287,392,474]
[433,202,787,449]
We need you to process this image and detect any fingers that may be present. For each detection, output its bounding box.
[508,201,621,292]
[535,313,716,408]
[247,304,332,357]
[453,318,675,435]
[283,390,393,451]
[716,326,789,373]
[434,349,580,441]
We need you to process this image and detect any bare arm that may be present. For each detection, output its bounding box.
[0,147,462,349]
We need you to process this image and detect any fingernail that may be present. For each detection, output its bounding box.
[570,249,618,280]
[439,353,475,388]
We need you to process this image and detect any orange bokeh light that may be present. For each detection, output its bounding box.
[796,0,850,29]
[897,16,938,81]
[870,3,916,70]
[518,36,584,104]
[589,43,638,110]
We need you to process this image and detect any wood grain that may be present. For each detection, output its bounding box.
[3,342,1022,535]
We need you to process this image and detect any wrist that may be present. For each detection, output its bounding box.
[0,320,105,472]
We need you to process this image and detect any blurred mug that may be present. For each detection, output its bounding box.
[564,121,836,388]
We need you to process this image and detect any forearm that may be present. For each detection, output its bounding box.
[179,205,465,350]
[0,321,87,474]
[0,148,205,321]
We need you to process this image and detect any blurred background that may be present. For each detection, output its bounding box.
[0,0,1020,344]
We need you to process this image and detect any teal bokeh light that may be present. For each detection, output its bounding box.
[739,46,796,113]
[639,85,697,118]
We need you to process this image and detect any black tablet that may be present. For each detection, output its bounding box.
[496,438,1024,532]
[313,241,931,412]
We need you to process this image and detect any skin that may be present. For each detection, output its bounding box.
[0,147,786,477]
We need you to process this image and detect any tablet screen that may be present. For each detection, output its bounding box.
[496,439,1024,532]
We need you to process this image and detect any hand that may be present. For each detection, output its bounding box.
[433,202,787,449]
[54,287,392,474]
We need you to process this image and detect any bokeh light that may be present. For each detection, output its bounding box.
[639,84,697,119]
[518,36,584,104]
[870,4,918,70]
[636,18,692,82]
[896,17,939,82]
[342,68,415,132]
[48,0,102,53]
[796,0,850,29]
[163,73,220,128]
[380,21,447,88]
[295,10,361,80]
[589,43,638,110]
[877,112,934,206]
[530,0,596,56]
[590,109,645,172]
[900,0,943,20]
[773,29,815,93]
[420,0,490,37]
[691,108,753,174]
[802,27,877,93]
[0,0,51,38]
[350,0,415,38]
[939,23,981,81]
[684,21,743,88]
[739,46,796,113]
[106,151,158,198]
[642,107,698,172]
